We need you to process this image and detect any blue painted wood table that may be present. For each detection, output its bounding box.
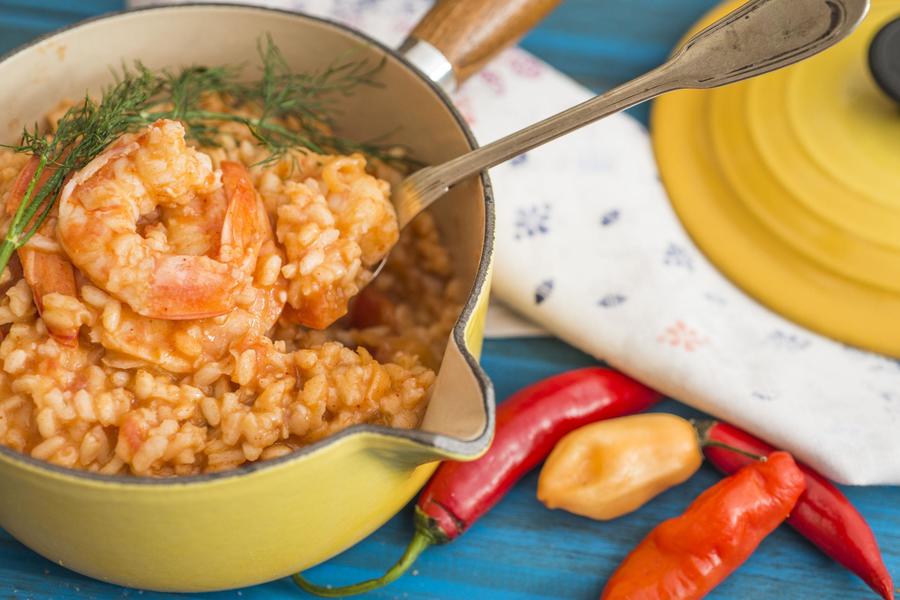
[0,1,898,598]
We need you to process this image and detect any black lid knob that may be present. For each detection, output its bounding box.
[869,16,900,103]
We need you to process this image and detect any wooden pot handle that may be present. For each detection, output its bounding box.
[408,0,561,86]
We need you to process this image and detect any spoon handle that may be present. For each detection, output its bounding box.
[394,0,868,227]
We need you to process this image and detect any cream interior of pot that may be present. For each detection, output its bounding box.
[0,5,490,444]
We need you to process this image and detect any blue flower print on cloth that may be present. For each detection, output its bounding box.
[598,294,626,308]
[600,209,620,227]
[534,280,554,305]
[515,204,551,240]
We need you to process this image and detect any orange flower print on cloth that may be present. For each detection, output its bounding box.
[658,321,709,352]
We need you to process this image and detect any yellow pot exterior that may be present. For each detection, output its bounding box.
[0,436,437,591]
[0,5,497,592]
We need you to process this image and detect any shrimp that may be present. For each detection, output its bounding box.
[87,234,287,374]
[57,120,266,320]
[4,155,78,345]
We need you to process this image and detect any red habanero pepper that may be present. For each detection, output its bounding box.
[698,420,894,600]
[294,367,660,597]
[601,451,806,600]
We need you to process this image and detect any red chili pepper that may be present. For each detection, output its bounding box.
[294,367,660,597]
[698,420,894,600]
[600,451,806,600]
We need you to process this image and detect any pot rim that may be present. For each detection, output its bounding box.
[0,2,496,487]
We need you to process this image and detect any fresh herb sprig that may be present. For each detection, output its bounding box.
[0,36,397,275]
[142,37,393,163]
[0,69,160,270]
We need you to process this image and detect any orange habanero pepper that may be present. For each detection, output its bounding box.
[538,414,702,521]
[601,451,806,600]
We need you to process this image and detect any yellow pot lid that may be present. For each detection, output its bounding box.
[653,0,900,358]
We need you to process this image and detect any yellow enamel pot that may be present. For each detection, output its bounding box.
[0,0,564,591]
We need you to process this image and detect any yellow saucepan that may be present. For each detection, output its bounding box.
[0,0,558,591]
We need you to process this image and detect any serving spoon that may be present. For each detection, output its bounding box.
[371,0,869,279]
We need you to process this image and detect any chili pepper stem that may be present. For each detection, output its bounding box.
[292,530,432,597]
[702,440,767,461]
[691,419,766,461]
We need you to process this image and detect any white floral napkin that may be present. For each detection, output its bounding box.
[129,0,900,485]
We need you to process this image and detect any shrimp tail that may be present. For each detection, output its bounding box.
[220,160,269,264]
[146,255,241,320]
[142,161,267,320]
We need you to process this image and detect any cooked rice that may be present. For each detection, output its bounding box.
[0,96,462,477]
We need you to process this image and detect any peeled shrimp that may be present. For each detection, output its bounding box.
[57,120,266,320]
[87,235,287,374]
[82,244,286,373]
[4,156,78,345]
